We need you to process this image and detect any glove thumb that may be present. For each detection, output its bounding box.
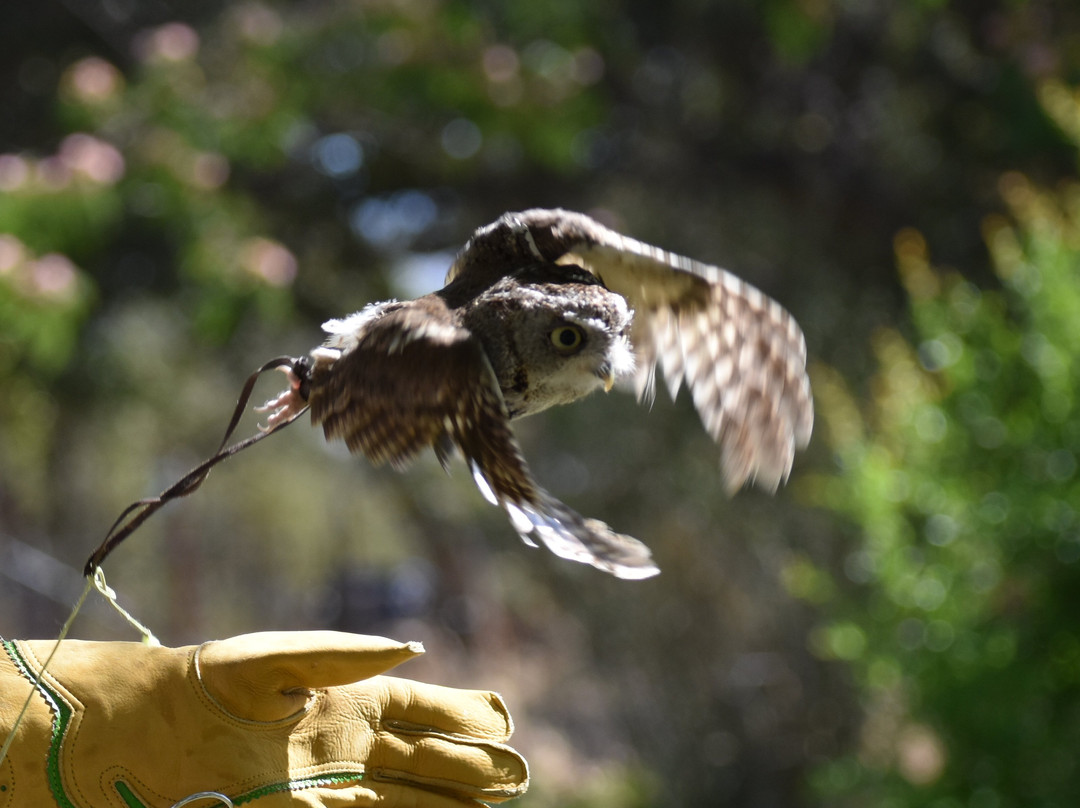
[197,630,424,722]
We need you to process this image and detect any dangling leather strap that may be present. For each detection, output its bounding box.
[83,356,310,575]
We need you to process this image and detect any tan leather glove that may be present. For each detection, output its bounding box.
[0,631,528,807]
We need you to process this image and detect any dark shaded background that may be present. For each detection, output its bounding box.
[2,1,1079,805]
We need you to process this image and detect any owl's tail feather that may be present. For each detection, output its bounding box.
[513,495,660,580]
[467,461,659,579]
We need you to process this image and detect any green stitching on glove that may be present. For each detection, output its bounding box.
[233,772,366,804]
[3,641,76,808]
[112,771,366,807]
[112,780,148,808]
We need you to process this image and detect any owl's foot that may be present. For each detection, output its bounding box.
[256,366,307,431]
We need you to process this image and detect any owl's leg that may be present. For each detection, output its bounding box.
[255,365,308,431]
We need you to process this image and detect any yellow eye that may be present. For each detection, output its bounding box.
[549,324,585,352]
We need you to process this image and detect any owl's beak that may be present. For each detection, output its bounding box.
[595,364,616,393]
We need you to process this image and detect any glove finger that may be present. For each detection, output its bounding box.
[374,677,514,742]
[371,730,529,801]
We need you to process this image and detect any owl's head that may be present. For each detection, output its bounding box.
[463,264,635,418]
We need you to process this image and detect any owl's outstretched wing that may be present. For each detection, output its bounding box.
[452,209,813,493]
[305,298,659,580]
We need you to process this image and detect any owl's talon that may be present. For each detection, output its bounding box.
[256,367,306,431]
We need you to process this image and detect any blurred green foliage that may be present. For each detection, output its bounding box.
[2,1,1080,806]
[803,116,1080,804]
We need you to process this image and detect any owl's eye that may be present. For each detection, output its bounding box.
[549,324,585,353]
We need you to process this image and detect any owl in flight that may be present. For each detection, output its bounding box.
[260,208,813,579]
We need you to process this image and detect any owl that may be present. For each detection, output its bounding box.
[260,208,813,579]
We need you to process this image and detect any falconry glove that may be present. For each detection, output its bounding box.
[0,630,528,807]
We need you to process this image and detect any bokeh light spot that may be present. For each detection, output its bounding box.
[897,724,946,785]
[483,45,519,83]
[350,190,438,250]
[60,133,125,185]
[64,56,123,103]
[241,238,297,287]
[312,133,364,178]
[30,254,79,302]
[139,22,200,63]
[0,235,26,275]
[925,513,958,546]
[0,155,31,191]
[441,118,482,159]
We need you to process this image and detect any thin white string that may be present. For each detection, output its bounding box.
[91,567,160,647]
